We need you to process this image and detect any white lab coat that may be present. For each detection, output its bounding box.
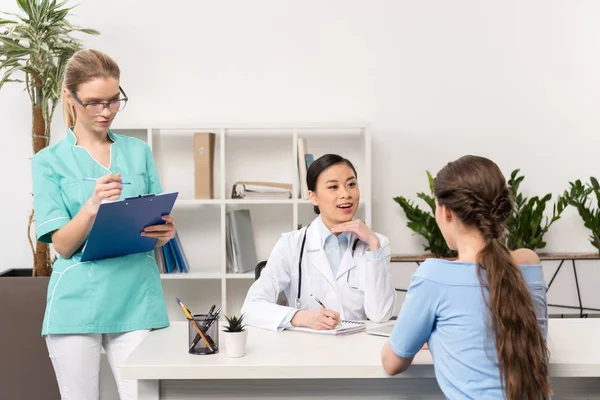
[241,218,396,331]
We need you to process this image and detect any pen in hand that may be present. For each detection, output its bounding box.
[83,177,131,184]
[310,294,326,309]
[310,294,341,326]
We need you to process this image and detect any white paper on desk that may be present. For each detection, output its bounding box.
[286,321,366,336]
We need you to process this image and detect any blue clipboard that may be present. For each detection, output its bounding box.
[81,192,179,262]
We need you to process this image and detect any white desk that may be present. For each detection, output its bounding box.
[122,319,600,400]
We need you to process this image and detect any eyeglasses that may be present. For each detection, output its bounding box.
[70,86,129,116]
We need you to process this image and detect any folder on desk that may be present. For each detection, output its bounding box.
[81,192,179,262]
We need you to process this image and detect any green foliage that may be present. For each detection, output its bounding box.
[223,313,246,333]
[393,171,456,258]
[564,177,600,253]
[0,0,99,134]
[505,169,568,251]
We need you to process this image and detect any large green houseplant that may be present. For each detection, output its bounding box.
[0,0,98,276]
[393,171,457,259]
[564,177,600,254]
[505,169,568,251]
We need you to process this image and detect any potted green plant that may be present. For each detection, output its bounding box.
[564,177,600,254]
[505,169,568,251]
[393,171,457,259]
[0,2,97,398]
[0,0,98,276]
[222,313,248,358]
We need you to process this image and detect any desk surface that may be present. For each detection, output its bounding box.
[122,319,600,380]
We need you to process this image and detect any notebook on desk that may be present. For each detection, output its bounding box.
[286,320,366,336]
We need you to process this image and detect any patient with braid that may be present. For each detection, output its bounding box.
[381,155,551,400]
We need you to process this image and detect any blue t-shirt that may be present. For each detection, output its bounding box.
[388,258,548,400]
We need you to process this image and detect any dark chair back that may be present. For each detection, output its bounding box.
[255,260,267,281]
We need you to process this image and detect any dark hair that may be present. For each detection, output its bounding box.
[306,154,357,215]
[433,155,551,400]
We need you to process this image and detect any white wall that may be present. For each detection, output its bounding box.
[2,0,599,264]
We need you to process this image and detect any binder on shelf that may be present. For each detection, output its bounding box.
[155,246,166,272]
[174,232,190,271]
[297,138,308,199]
[160,236,189,274]
[194,132,216,199]
[231,181,292,199]
[305,153,314,168]
[226,209,258,274]
[162,240,177,273]
[171,237,188,273]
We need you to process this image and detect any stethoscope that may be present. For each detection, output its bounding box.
[295,224,361,309]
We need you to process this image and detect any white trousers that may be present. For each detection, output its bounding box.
[46,330,149,400]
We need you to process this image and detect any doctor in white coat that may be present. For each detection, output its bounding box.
[241,154,396,331]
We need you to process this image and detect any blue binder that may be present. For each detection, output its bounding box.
[81,192,179,262]
[162,240,176,273]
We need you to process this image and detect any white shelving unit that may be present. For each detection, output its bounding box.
[114,126,371,320]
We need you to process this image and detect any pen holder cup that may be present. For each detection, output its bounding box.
[188,314,219,355]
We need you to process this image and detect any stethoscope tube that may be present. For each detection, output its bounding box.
[296,224,359,307]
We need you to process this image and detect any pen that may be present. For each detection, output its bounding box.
[310,294,326,309]
[83,177,131,184]
[176,298,214,352]
[311,294,342,326]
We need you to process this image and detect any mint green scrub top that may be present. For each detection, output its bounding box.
[32,129,169,336]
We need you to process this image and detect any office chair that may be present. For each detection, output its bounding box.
[255,260,267,281]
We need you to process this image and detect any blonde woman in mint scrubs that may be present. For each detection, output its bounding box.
[32,49,174,400]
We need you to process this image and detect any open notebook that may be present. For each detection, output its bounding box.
[286,320,366,336]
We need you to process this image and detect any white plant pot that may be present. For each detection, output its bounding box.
[223,330,248,358]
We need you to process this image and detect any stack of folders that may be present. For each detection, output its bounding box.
[156,232,189,274]
[231,181,292,200]
[226,209,258,274]
[297,138,315,200]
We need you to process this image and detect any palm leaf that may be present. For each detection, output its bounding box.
[0,0,99,276]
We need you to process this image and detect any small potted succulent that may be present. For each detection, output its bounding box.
[222,313,248,358]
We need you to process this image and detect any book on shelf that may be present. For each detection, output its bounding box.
[226,209,258,274]
[156,233,189,274]
[231,181,292,200]
[194,132,216,199]
[297,138,309,199]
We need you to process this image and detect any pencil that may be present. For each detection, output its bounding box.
[176,298,214,352]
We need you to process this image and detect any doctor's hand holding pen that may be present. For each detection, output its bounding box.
[291,294,341,330]
[83,173,126,215]
[291,308,341,330]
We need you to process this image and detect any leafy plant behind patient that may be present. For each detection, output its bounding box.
[563,177,600,254]
[505,169,568,251]
[0,0,99,276]
[393,171,457,259]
